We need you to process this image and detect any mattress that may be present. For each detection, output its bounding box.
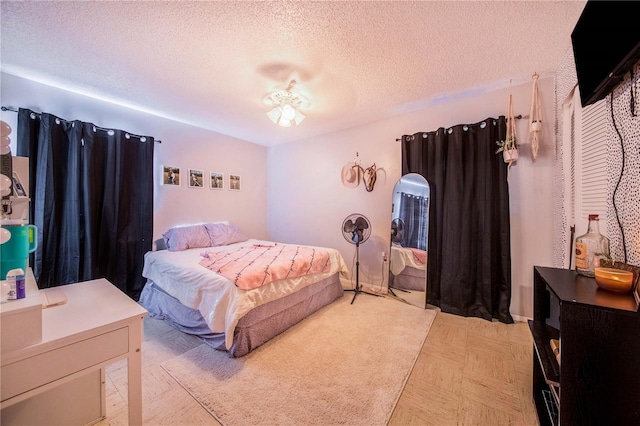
[141,239,349,349]
[390,245,427,275]
[140,273,344,357]
[391,266,426,291]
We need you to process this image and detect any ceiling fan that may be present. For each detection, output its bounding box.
[263,79,310,127]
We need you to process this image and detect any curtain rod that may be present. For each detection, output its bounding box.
[1,106,161,143]
[398,191,426,198]
[394,115,528,141]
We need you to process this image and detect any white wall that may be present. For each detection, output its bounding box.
[2,72,558,319]
[606,62,640,266]
[268,77,558,320]
[554,54,640,269]
[0,73,269,247]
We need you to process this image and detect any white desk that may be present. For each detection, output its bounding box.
[1,278,147,425]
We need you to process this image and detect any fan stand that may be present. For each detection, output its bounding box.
[387,276,409,301]
[387,241,409,299]
[344,241,383,304]
[387,286,409,297]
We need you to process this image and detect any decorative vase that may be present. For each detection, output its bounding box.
[503,148,519,163]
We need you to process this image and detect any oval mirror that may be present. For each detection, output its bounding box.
[388,173,430,308]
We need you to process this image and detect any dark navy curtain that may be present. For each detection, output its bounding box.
[402,117,513,323]
[399,192,428,250]
[17,108,154,300]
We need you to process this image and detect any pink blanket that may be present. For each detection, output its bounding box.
[409,247,427,265]
[199,244,331,290]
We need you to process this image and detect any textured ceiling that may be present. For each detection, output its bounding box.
[1,1,586,146]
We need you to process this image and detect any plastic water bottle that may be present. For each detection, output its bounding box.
[6,268,25,299]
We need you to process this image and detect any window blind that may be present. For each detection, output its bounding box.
[563,87,608,240]
[579,98,608,222]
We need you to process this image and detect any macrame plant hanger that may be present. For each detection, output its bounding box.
[529,72,542,160]
[504,94,519,170]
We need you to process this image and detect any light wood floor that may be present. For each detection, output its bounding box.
[98,304,537,425]
[389,309,537,425]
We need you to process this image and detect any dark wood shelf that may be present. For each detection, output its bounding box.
[534,266,639,313]
[528,320,559,386]
[531,266,640,426]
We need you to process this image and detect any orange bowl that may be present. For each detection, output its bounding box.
[594,268,635,293]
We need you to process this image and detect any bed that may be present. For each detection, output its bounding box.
[389,245,427,291]
[139,222,349,357]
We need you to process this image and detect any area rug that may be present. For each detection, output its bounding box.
[161,294,436,425]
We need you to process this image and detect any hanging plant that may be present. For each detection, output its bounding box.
[495,136,519,153]
[497,94,519,165]
[496,137,519,163]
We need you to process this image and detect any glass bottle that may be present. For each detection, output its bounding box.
[575,214,611,277]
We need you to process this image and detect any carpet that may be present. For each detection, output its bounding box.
[161,293,436,425]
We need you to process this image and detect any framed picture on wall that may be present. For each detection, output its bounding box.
[210,172,224,190]
[188,169,204,188]
[229,174,241,191]
[162,165,180,186]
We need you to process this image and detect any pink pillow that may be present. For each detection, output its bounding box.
[162,222,248,251]
[163,224,212,251]
[204,223,248,246]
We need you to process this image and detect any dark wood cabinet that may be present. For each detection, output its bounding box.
[530,266,640,426]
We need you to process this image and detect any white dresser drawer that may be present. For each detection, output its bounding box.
[1,326,128,402]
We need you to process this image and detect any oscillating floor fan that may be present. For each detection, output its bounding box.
[388,218,408,297]
[391,218,405,245]
[342,213,382,304]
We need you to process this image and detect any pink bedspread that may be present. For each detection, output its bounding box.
[409,247,427,265]
[199,244,331,290]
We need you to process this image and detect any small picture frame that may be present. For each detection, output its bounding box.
[229,174,241,191]
[188,169,204,188]
[163,166,180,186]
[210,172,224,190]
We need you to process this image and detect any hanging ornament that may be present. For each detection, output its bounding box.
[529,73,542,160]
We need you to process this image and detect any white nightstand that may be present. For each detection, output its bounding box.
[1,273,147,425]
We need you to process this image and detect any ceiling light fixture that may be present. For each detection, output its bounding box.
[265,80,308,127]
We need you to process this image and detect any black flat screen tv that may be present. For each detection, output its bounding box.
[571,1,640,107]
